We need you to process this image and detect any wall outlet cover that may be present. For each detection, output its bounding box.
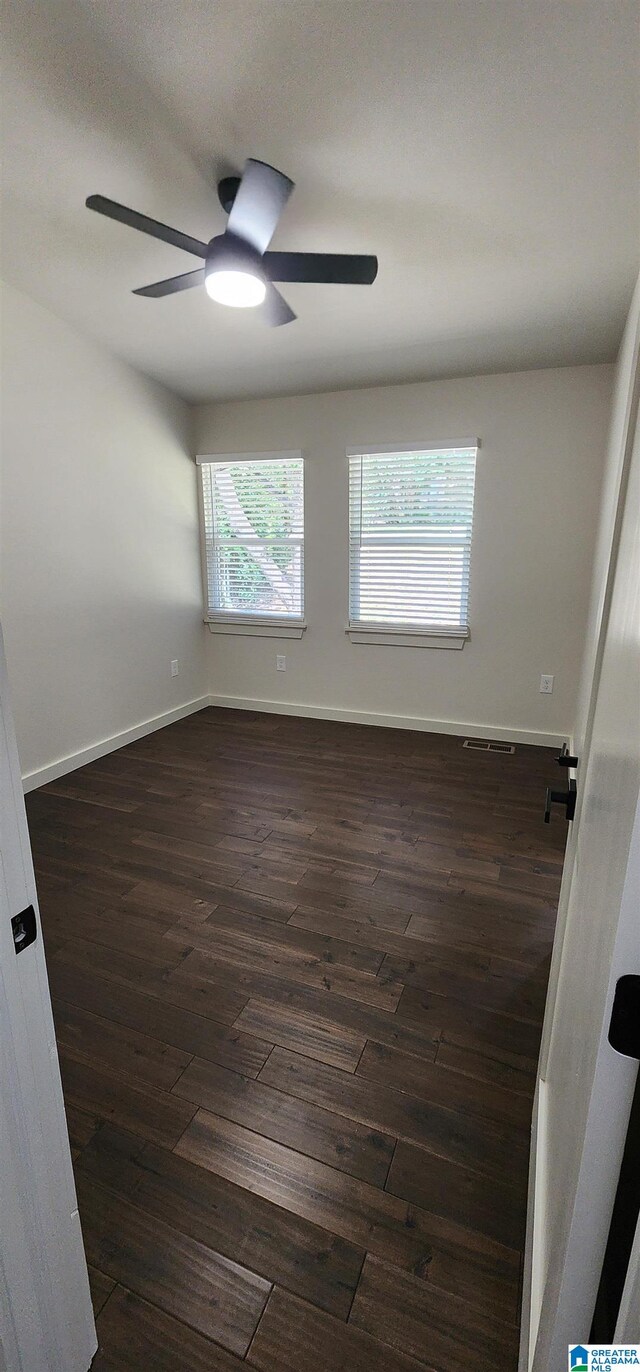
[171,660,179,677]
[276,655,286,671]
[540,674,554,694]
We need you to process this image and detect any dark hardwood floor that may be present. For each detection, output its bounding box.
[26,707,565,1371]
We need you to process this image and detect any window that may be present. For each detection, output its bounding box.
[348,442,478,646]
[198,453,305,635]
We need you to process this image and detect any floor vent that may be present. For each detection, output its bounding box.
[463,739,516,754]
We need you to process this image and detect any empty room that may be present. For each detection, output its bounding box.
[1,2,639,1370]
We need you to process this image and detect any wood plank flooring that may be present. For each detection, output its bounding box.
[26,707,565,1371]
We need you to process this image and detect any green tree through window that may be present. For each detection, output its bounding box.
[201,457,304,619]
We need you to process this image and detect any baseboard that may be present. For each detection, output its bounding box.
[22,692,565,790]
[22,696,211,792]
[206,693,567,748]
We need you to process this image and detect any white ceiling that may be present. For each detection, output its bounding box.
[1,0,638,403]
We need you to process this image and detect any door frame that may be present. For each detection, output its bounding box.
[0,625,96,1372]
[519,282,640,1367]
[538,288,640,1092]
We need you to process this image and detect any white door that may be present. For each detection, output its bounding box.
[0,625,96,1372]
[521,281,640,1368]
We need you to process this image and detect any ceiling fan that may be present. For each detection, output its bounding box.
[86,159,378,327]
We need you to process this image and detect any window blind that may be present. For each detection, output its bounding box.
[199,456,304,621]
[348,445,477,634]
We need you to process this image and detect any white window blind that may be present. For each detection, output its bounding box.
[348,444,477,635]
[199,455,304,622]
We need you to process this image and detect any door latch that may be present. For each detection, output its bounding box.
[609,976,640,1058]
[544,778,577,823]
[11,904,37,954]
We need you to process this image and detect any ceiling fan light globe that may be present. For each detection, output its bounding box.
[205,268,266,308]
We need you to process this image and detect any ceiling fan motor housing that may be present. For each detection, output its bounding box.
[205,231,266,285]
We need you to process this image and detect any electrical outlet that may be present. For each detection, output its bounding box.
[540,674,554,694]
[171,659,179,677]
[276,655,286,671]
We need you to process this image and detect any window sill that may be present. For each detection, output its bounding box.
[346,625,468,649]
[207,619,307,639]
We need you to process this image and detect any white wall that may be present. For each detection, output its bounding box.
[0,293,615,777]
[0,281,207,783]
[196,364,612,744]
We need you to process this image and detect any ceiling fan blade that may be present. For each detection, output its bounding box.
[264,251,378,285]
[227,160,294,254]
[262,284,297,327]
[86,195,208,259]
[133,269,206,298]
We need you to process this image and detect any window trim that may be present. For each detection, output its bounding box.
[345,625,468,649]
[346,438,479,648]
[196,451,306,634]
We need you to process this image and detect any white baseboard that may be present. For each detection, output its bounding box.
[206,693,567,748]
[22,696,211,792]
[22,691,566,791]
